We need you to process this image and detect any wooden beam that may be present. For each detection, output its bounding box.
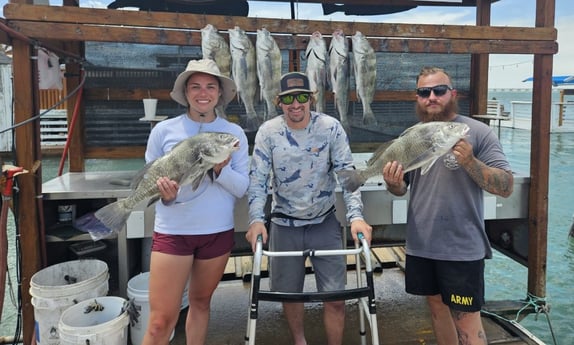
[65,41,86,172]
[12,39,42,345]
[470,0,491,117]
[0,19,11,45]
[4,3,556,42]
[527,0,554,301]
[85,145,146,159]
[5,20,560,55]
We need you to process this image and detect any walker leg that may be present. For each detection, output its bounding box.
[355,240,367,345]
[245,238,264,345]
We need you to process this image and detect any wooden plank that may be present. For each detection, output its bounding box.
[4,4,556,42]
[526,0,554,300]
[85,145,146,159]
[6,20,557,55]
[83,88,467,103]
[0,18,10,45]
[66,53,86,173]
[11,39,43,345]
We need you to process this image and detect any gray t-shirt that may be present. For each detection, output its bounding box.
[405,115,511,261]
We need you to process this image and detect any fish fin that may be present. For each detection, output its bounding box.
[398,122,423,138]
[367,140,394,166]
[404,148,441,174]
[93,200,132,234]
[420,157,441,175]
[337,170,366,193]
[146,196,161,207]
[131,161,154,189]
[191,170,210,191]
[74,212,114,241]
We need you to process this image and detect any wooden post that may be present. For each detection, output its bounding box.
[470,0,491,117]
[527,0,555,300]
[12,39,43,345]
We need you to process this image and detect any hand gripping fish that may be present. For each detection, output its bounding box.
[337,121,469,192]
[77,132,239,240]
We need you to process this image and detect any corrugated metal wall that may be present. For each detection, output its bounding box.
[80,42,471,148]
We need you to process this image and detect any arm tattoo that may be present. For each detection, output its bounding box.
[464,158,513,198]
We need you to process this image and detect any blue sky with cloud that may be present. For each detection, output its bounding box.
[1,0,572,88]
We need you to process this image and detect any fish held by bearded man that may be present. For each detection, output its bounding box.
[337,121,469,192]
[77,132,240,240]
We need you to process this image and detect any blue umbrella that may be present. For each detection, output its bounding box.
[522,75,574,86]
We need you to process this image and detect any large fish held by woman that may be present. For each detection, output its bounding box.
[76,132,239,239]
[337,121,469,192]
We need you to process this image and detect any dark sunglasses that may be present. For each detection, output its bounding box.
[415,84,453,98]
[279,93,311,105]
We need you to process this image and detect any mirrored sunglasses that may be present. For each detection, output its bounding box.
[279,93,311,105]
[415,84,453,98]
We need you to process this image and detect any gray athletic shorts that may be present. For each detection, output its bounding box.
[268,212,346,293]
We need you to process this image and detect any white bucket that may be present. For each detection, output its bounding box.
[58,296,130,345]
[127,272,188,345]
[30,259,109,345]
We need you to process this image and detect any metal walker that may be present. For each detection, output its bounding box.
[245,233,380,345]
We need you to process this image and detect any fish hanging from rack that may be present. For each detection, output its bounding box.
[256,27,282,121]
[229,26,260,131]
[352,31,378,126]
[305,31,328,114]
[329,29,351,134]
[201,24,231,78]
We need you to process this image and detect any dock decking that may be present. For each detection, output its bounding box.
[166,247,543,345]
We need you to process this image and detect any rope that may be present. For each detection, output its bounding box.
[481,293,558,345]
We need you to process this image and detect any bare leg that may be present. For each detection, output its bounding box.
[323,300,345,345]
[185,252,230,345]
[142,252,193,345]
[283,302,307,345]
[451,310,488,345]
[427,294,458,345]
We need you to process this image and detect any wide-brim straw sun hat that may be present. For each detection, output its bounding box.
[170,59,236,107]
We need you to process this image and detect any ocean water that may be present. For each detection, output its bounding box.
[484,126,574,345]
[1,91,573,344]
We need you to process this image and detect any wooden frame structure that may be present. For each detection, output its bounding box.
[0,0,556,343]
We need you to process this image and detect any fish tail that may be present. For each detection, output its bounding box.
[337,170,367,193]
[94,200,132,234]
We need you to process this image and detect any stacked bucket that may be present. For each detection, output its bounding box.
[29,259,130,345]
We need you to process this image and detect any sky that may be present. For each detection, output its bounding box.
[1,0,572,89]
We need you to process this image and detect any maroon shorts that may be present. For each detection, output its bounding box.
[151,229,235,259]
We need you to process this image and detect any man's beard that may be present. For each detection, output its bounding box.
[416,98,459,122]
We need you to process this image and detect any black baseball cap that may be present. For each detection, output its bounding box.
[278,72,313,96]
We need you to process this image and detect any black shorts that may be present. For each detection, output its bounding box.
[405,255,485,312]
